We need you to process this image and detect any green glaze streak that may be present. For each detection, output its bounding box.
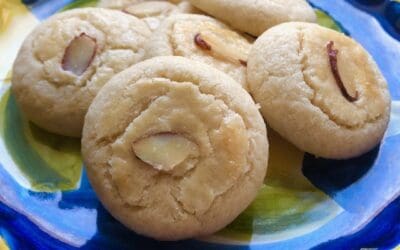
[0,90,9,133]
[219,185,332,240]
[316,9,343,32]
[2,92,82,192]
[61,0,99,11]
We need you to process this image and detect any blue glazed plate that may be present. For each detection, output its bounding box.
[0,0,399,249]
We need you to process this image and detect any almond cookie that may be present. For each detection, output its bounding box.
[247,22,391,159]
[188,0,316,36]
[144,14,252,89]
[12,8,151,137]
[82,56,269,240]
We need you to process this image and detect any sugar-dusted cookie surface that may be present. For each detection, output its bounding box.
[247,22,391,159]
[188,0,316,36]
[12,8,151,137]
[144,14,253,90]
[82,56,269,240]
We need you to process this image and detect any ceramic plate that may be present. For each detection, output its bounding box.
[0,0,399,249]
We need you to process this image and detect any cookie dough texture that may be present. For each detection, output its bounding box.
[144,14,252,89]
[177,1,203,14]
[98,0,198,13]
[99,0,200,30]
[248,22,391,159]
[11,8,151,137]
[98,0,136,9]
[82,56,269,240]
[122,1,181,31]
[188,0,316,36]
[98,0,180,9]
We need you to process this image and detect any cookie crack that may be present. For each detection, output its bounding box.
[169,22,180,57]
[170,188,203,226]
[101,95,166,209]
[297,29,382,130]
[94,95,164,147]
[104,160,147,211]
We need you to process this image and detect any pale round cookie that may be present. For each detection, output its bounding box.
[247,22,391,159]
[12,8,151,137]
[82,56,269,240]
[188,0,317,36]
[144,14,253,90]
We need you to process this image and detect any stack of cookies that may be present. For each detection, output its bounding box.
[11,0,391,241]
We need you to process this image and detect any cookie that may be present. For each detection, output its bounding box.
[247,22,391,159]
[144,14,253,89]
[188,0,316,36]
[11,8,151,137]
[82,56,269,240]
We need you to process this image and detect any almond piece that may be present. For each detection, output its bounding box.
[133,133,199,172]
[194,32,248,66]
[194,33,211,50]
[62,33,97,76]
[327,41,359,102]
